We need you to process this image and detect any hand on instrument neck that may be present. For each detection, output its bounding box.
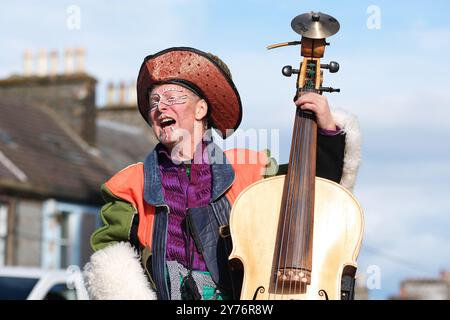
[294,92,337,131]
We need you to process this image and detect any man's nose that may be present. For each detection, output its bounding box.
[157,101,169,113]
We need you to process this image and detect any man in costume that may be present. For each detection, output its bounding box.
[83,47,361,300]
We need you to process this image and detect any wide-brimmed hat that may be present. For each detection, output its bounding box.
[137,47,242,138]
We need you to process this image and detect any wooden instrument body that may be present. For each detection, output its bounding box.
[229,176,364,300]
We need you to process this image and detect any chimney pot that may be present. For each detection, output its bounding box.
[128,81,137,106]
[118,81,126,105]
[64,48,75,74]
[106,82,116,106]
[74,47,86,73]
[23,50,34,76]
[37,49,48,76]
[49,51,58,76]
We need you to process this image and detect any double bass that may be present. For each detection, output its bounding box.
[229,12,364,300]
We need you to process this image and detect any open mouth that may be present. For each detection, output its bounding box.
[160,117,176,129]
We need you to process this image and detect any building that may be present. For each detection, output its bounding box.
[96,80,158,173]
[390,270,450,300]
[0,48,156,269]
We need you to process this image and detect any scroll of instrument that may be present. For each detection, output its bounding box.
[229,12,364,300]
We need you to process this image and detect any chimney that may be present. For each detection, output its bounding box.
[118,81,126,105]
[1,47,97,146]
[106,82,115,106]
[127,80,137,105]
[440,270,450,283]
[399,285,407,298]
[48,51,58,76]
[23,50,34,76]
[64,48,75,74]
[74,47,86,73]
[37,49,48,76]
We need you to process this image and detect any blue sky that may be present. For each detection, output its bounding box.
[1,0,450,299]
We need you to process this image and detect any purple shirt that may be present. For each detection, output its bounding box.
[157,144,211,271]
[318,125,342,136]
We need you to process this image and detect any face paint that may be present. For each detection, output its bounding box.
[150,95,188,111]
[161,87,183,94]
[148,84,202,148]
[150,87,189,112]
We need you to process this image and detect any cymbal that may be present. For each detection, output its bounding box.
[291,12,340,39]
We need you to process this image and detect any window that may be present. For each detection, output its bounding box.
[57,211,72,269]
[0,204,8,266]
[42,200,99,269]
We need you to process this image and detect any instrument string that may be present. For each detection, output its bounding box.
[280,105,302,299]
[288,108,303,296]
[293,109,306,292]
[292,108,306,296]
[302,115,313,290]
[280,107,301,299]
[301,109,311,295]
[299,111,310,296]
[272,106,294,299]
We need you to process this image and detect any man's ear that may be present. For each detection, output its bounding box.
[194,99,208,121]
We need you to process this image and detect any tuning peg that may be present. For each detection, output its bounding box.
[319,87,341,93]
[320,61,340,73]
[267,41,302,50]
[282,65,300,77]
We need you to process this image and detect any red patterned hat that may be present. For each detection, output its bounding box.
[137,47,242,138]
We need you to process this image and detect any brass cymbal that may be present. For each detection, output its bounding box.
[291,12,340,39]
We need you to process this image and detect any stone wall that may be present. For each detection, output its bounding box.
[97,105,150,129]
[0,74,97,146]
[97,105,158,145]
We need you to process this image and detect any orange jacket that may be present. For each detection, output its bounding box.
[102,148,268,250]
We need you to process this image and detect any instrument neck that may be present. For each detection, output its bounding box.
[271,107,318,292]
[286,108,317,188]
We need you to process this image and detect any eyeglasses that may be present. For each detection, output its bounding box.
[149,94,189,112]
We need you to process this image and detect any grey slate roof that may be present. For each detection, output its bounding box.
[0,97,113,205]
[96,118,157,173]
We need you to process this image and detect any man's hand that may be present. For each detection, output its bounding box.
[294,92,336,131]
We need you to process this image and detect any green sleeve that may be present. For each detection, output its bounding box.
[263,149,280,178]
[90,184,137,252]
